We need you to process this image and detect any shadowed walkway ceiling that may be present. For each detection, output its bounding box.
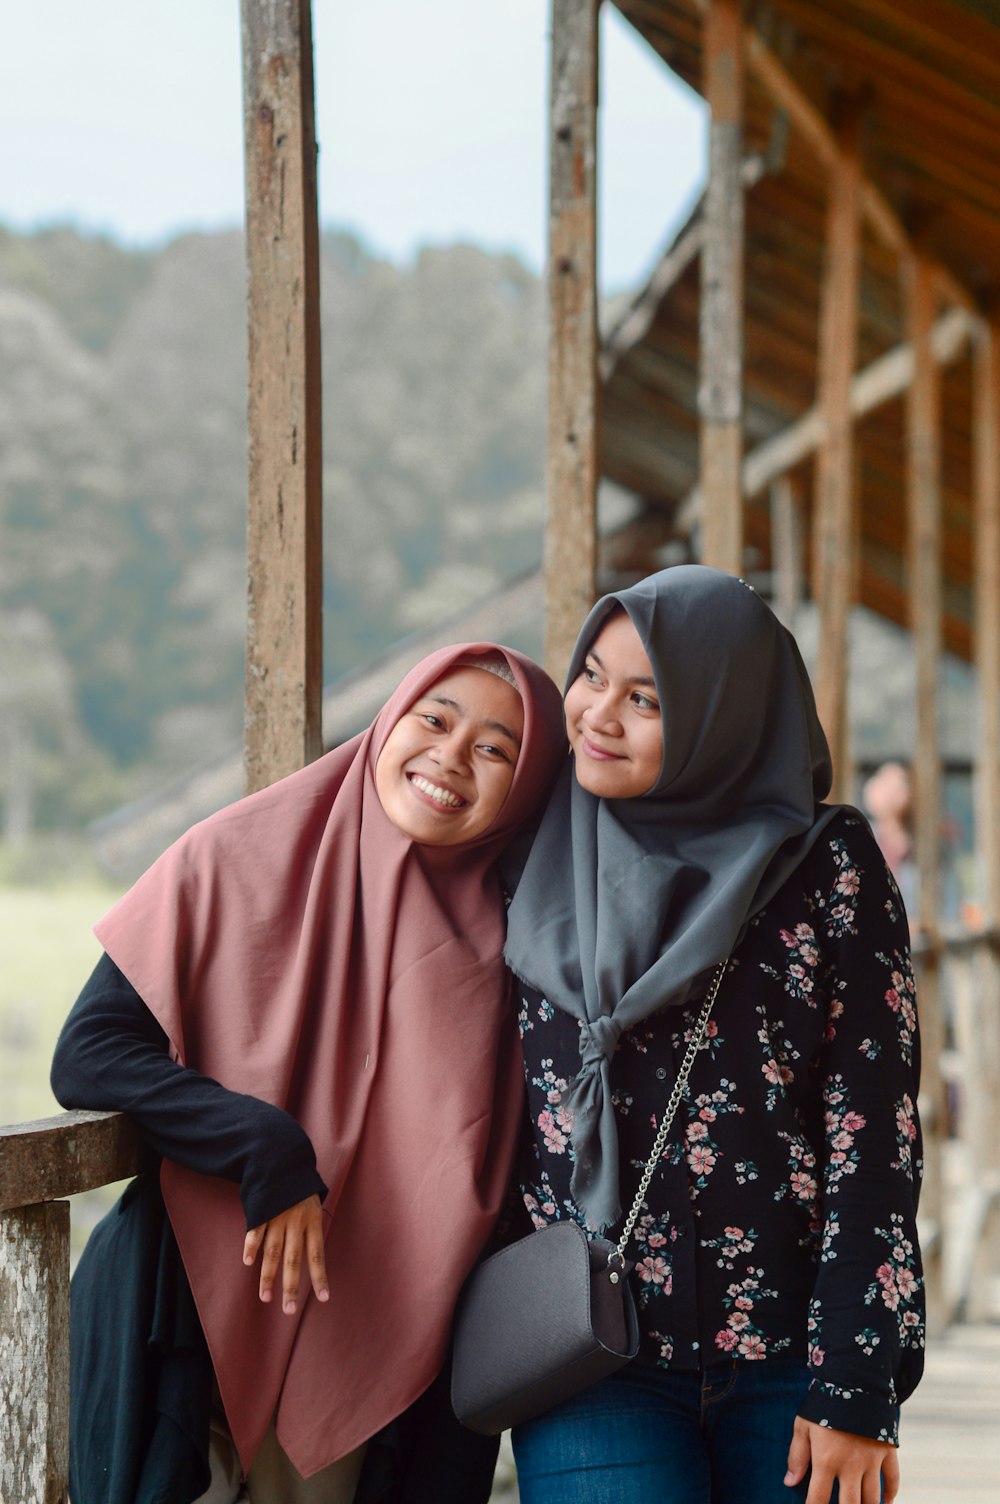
[601,0,1000,657]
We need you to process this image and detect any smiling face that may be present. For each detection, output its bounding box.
[564,609,663,799]
[374,665,524,844]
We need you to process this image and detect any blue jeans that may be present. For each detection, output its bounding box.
[513,1358,824,1504]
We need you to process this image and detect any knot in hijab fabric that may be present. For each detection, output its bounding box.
[504,566,844,1232]
[577,1014,622,1070]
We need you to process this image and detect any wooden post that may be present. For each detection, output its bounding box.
[0,1203,70,1504]
[545,0,599,682]
[699,0,744,575]
[906,253,943,939]
[812,113,861,801]
[973,320,1000,928]
[241,0,323,793]
[770,475,803,629]
[905,249,947,1327]
[965,318,1000,1318]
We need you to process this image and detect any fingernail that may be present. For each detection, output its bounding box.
[260,1289,271,1302]
[783,1473,795,1486]
[317,1288,329,1302]
[284,1299,296,1314]
[243,1253,253,1265]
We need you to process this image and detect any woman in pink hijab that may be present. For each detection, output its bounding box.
[52,642,564,1504]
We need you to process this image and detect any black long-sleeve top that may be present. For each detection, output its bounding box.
[516,809,924,1444]
[51,957,501,1504]
[51,951,328,1228]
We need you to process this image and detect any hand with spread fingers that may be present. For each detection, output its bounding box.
[785,1416,899,1504]
[243,1194,330,1315]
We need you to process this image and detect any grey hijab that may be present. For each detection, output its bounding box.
[504,565,843,1232]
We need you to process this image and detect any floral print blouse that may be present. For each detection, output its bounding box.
[515,810,924,1444]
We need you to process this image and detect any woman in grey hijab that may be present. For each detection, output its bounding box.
[504,567,923,1504]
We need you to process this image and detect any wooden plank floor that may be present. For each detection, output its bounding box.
[899,1324,1000,1502]
[489,1324,1000,1501]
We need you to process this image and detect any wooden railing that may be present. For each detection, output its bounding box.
[911,926,1000,1327]
[0,1111,141,1504]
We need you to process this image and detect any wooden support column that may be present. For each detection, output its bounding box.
[0,1202,70,1503]
[974,320,1000,928]
[812,113,861,800]
[907,254,943,939]
[699,0,744,575]
[964,317,1000,1318]
[545,0,599,682]
[905,250,947,1327]
[241,0,323,793]
[769,475,804,629]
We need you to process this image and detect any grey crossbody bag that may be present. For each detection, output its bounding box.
[451,960,726,1435]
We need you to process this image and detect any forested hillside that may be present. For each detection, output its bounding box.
[0,225,547,838]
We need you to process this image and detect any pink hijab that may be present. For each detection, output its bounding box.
[94,643,564,1477]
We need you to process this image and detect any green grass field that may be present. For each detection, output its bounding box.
[0,880,124,1126]
[1,879,132,1254]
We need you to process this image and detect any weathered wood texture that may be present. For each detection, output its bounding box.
[973,321,1000,926]
[545,0,599,682]
[0,1111,141,1213]
[812,115,861,799]
[241,0,323,793]
[0,1201,70,1504]
[906,251,947,1327]
[699,0,744,575]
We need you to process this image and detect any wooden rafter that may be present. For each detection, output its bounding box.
[743,28,975,314]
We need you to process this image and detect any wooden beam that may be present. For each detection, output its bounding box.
[743,28,975,315]
[241,0,323,793]
[545,0,600,681]
[0,1202,70,1503]
[974,320,1000,926]
[812,111,861,800]
[699,0,745,574]
[0,1111,141,1214]
[677,307,974,530]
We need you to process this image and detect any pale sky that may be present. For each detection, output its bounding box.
[1,1,706,292]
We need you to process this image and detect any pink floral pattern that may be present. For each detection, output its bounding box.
[517,811,923,1445]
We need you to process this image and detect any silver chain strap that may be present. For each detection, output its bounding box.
[612,959,728,1266]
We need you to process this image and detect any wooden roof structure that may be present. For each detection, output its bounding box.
[599,0,1000,666]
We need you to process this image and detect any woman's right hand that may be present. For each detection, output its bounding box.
[243,1194,330,1314]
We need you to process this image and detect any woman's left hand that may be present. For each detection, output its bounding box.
[784,1416,899,1504]
[243,1194,330,1315]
